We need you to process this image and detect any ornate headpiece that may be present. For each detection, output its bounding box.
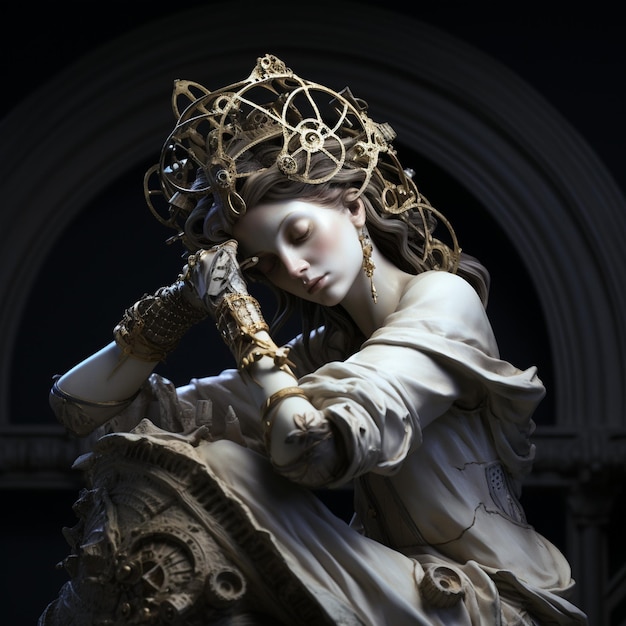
[144,54,459,271]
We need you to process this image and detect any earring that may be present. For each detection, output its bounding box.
[359,227,378,303]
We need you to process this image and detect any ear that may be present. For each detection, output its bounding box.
[344,188,366,228]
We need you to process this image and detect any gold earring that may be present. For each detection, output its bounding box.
[359,227,377,303]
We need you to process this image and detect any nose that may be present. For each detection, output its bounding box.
[281,249,309,280]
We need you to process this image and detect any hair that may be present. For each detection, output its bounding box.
[183,138,490,358]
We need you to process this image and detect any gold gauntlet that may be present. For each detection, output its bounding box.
[114,281,207,362]
[215,293,294,375]
[215,293,269,353]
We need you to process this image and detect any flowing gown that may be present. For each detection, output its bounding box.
[42,270,588,625]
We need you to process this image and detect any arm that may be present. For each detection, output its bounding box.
[296,271,545,485]
[55,342,153,401]
[188,242,345,483]
[51,275,207,436]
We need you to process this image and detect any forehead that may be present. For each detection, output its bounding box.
[233,200,302,252]
[235,200,296,232]
[233,198,342,255]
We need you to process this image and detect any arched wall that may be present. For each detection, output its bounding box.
[0,2,623,442]
[2,4,626,622]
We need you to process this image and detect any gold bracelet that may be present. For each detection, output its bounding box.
[240,343,295,373]
[261,386,309,448]
[261,386,308,423]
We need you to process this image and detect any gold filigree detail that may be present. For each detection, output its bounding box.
[144,53,460,272]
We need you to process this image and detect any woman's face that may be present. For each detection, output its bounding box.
[233,198,365,306]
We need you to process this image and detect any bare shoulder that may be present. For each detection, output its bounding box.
[410,270,481,303]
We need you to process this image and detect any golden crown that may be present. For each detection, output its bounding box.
[144,54,459,270]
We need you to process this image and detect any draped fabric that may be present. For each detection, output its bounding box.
[109,270,587,624]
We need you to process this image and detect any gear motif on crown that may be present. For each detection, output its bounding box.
[144,53,460,271]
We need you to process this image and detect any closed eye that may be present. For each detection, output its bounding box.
[290,218,311,243]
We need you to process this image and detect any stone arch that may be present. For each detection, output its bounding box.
[1,4,623,433]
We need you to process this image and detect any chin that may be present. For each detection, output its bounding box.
[312,291,345,307]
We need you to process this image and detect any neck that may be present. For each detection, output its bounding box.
[342,247,413,337]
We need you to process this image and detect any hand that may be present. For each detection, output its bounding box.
[185,240,248,317]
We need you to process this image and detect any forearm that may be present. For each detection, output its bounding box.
[189,242,345,485]
[239,337,310,465]
[51,274,207,436]
[51,342,157,435]
[56,341,156,401]
[239,336,346,484]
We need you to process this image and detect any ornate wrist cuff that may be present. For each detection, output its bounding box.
[215,293,269,350]
[114,281,207,362]
[215,292,296,376]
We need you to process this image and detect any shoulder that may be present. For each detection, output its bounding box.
[403,270,484,310]
[392,270,494,346]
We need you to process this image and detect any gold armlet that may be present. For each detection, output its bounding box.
[51,379,139,408]
[261,386,309,445]
[50,378,139,436]
[114,281,207,362]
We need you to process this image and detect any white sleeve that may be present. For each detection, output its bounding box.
[298,271,543,485]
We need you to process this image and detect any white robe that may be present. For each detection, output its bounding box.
[108,270,587,625]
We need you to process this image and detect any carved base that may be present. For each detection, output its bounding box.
[38,422,353,625]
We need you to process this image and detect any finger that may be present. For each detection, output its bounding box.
[239,256,259,271]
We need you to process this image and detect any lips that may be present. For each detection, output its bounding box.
[306,274,326,294]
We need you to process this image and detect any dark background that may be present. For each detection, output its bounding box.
[4,3,623,185]
[2,3,624,624]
